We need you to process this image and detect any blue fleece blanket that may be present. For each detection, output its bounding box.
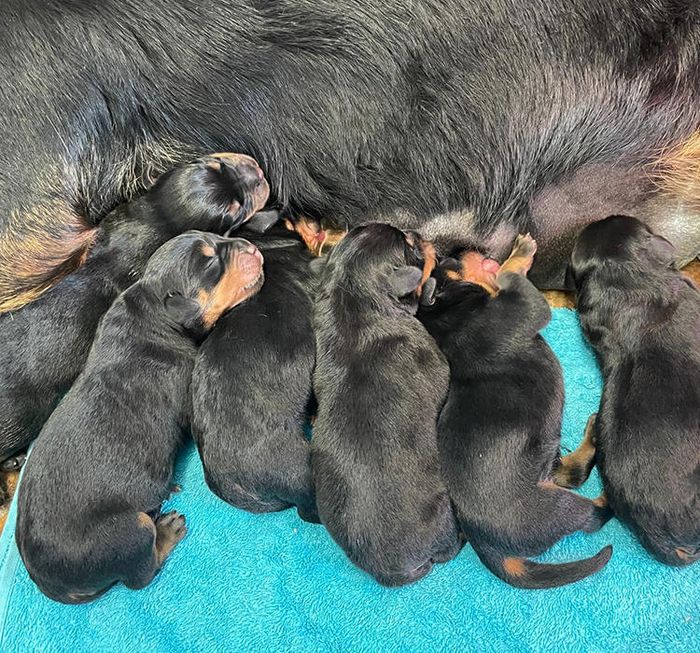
[0,309,697,653]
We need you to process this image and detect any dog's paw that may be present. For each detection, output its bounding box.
[155,511,187,560]
[511,233,538,261]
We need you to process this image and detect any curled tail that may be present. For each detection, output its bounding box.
[471,540,612,589]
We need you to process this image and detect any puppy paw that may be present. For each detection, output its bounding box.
[155,511,188,561]
[498,233,538,277]
[511,233,538,263]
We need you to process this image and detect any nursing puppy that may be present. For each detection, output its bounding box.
[418,235,612,589]
[191,215,320,521]
[312,223,460,586]
[569,215,700,566]
[0,153,268,465]
[16,231,264,604]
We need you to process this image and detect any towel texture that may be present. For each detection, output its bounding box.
[0,309,697,652]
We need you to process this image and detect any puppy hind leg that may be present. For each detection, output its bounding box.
[123,511,187,590]
[553,413,598,489]
[530,482,613,547]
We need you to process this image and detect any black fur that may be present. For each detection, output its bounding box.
[15,231,264,603]
[418,238,612,588]
[191,219,319,522]
[2,0,700,305]
[0,153,268,463]
[311,223,460,586]
[570,215,700,566]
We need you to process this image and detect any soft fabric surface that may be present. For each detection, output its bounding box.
[0,309,697,652]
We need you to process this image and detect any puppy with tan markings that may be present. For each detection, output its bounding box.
[312,223,460,587]
[16,231,264,604]
[418,235,612,589]
[0,153,268,467]
[569,215,700,566]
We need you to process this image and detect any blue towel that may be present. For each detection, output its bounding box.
[0,309,697,653]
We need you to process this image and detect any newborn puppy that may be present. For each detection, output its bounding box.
[569,215,700,566]
[191,215,320,521]
[312,223,460,586]
[0,153,268,465]
[16,231,264,604]
[419,235,612,589]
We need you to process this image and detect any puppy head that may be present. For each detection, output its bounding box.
[569,215,676,289]
[322,222,436,309]
[142,231,264,334]
[150,153,270,234]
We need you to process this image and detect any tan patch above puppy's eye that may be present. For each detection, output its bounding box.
[201,244,216,258]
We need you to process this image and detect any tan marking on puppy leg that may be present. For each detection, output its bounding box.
[497,233,538,278]
[592,493,608,509]
[418,240,437,294]
[502,557,527,577]
[553,414,597,488]
[137,512,156,530]
[154,512,187,566]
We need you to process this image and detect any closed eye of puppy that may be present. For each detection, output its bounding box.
[570,215,700,566]
[0,153,269,466]
[191,214,321,522]
[418,234,613,589]
[16,231,264,604]
[312,222,460,587]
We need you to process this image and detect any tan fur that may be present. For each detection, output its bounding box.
[0,200,97,313]
[198,248,263,328]
[502,557,527,577]
[652,131,700,209]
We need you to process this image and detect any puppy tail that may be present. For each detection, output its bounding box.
[471,541,612,589]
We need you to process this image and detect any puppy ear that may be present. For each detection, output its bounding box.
[419,276,437,306]
[245,209,281,233]
[164,291,201,326]
[388,266,423,298]
[647,233,676,267]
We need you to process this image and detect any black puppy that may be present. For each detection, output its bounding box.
[418,235,612,589]
[569,215,700,566]
[16,231,264,603]
[191,215,322,521]
[0,153,268,465]
[312,223,459,586]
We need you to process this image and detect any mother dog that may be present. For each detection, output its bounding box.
[2,0,700,310]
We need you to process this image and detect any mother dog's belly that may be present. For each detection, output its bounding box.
[379,163,700,289]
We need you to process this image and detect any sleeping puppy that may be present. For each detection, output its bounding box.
[418,235,612,589]
[569,215,700,566]
[191,215,321,521]
[0,153,268,466]
[16,231,264,604]
[312,222,460,586]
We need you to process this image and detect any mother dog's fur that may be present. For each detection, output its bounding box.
[2,1,700,309]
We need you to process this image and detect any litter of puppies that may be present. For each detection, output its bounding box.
[1,155,698,603]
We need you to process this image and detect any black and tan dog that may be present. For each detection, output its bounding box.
[418,235,612,589]
[312,222,460,586]
[16,231,264,604]
[569,215,700,566]
[191,215,330,522]
[0,153,268,466]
